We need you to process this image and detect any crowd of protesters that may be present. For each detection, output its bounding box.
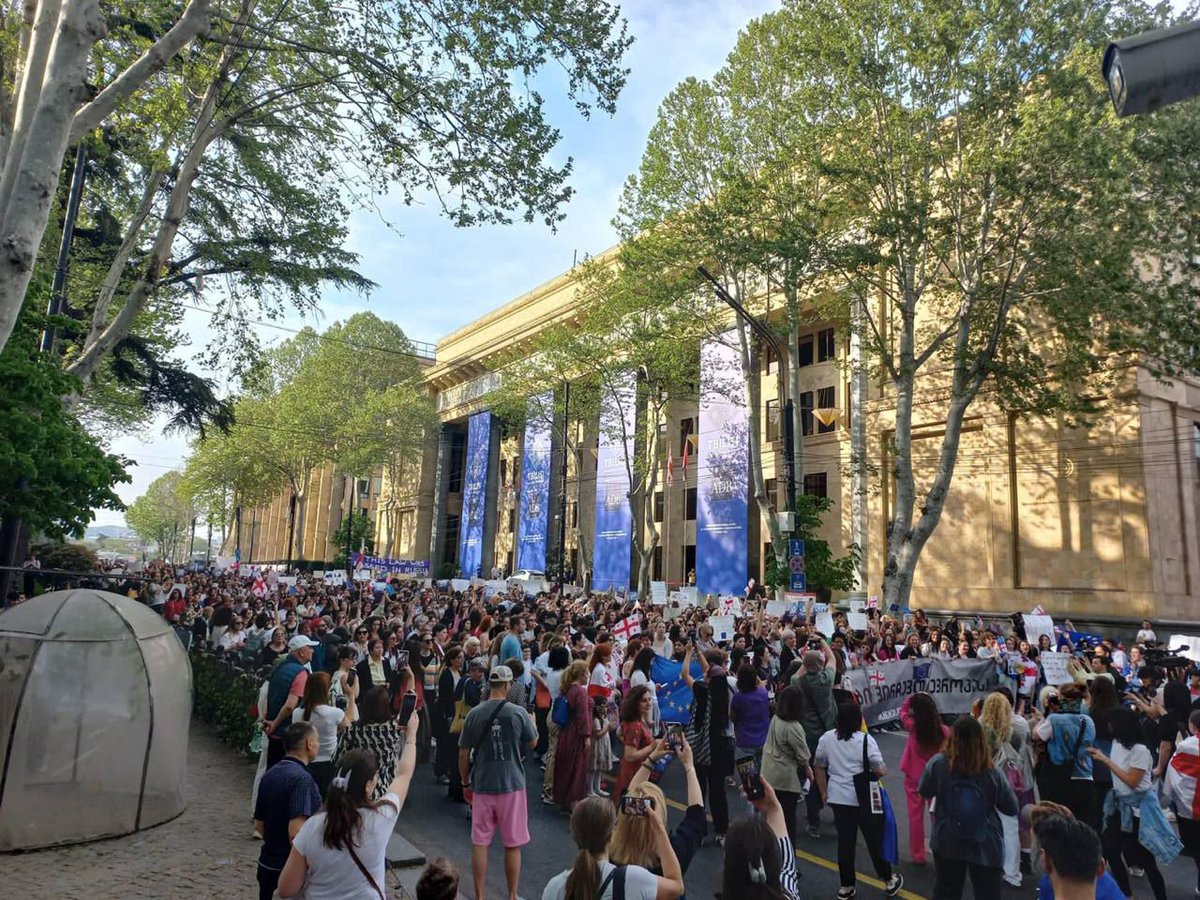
[95,557,1200,899]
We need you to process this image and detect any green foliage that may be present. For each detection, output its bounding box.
[0,294,128,538]
[30,541,99,572]
[331,513,375,569]
[191,650,261,755]
[125,471,198,562]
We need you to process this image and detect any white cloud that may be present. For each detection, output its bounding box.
[90,0,782,526]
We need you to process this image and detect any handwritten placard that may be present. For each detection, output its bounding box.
[710,615,736,642]
[815,611,836,636]
[1040,651,1074,685]
[848,612,870,631]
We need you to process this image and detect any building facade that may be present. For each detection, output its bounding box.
[240,259,1200,620]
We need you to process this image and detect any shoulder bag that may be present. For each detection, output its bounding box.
[597,864,627,900]
[347,842,387,900]
[852,734,883,819]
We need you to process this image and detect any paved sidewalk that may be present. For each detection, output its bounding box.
[7,722,260,899]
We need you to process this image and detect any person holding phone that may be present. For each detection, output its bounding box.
[720,775,801,900]
[333,685,410,801]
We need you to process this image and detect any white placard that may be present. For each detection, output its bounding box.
[709,615,736,642]
[279,576,297,587]
[848,612,870,631]
[450,578,471,593]
[848,600,866,613]
[679,586,699,606]
[483,579,508,598]
[815,611,836,636]
[812,602,829,613]
[718,595,743,617]
[1023,614,1055,649]
[664,604,683,621]
[1170,634,1200,663]
[1040,650,1074,685]
[651,582,668,605]
[313,570,325,580]
[353,571,372,582]
[765,600,790,618]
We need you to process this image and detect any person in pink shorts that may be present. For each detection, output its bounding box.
[458,665,538,900]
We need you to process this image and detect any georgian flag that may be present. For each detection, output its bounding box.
[612,614,642,643]
[251,575,267,597]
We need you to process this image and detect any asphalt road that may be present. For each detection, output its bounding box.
[396,728,1200,899]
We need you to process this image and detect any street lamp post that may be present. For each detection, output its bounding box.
[697,266,797,517]
[1102,19,1200,117]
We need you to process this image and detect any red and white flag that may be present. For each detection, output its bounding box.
[1029,605,1045,616]
[612,614,642,643]
[251,575,267,598]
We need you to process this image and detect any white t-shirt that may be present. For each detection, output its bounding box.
[292,705,344,762]
[543,860,659,900]
[1110,742,1153,807]
[630,669,658,701]
[814,731,884,807]
[590,663,615,693]
[292,793,401,899]
[1136,629,1157,645]
[219,630,246,651]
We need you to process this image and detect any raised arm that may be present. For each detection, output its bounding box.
[681,644,696,689]
[386,707,420,805]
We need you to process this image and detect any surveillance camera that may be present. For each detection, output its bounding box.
[1102,19,1200,117]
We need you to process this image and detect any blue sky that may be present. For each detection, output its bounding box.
[93,0,782,527]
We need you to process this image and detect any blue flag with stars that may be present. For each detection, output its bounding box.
[652,656,704,725]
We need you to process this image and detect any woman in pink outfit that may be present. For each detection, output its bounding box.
[899,691,948,865]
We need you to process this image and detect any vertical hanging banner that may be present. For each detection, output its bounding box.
[593,381,635,593]
[696,331,749,595]
[457,410,492,578]
[517,393,553,573]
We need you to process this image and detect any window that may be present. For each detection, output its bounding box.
[653,545,663,582]
[803,472,828,499]
[766,399,781,442]
[799,391,814,437]
[686,487,697,520]
[568,501,578,529]
[765,478,777,502]
[798,333,814,367]
[499,458,508,486]
[505,550,514,576]
[680,417,696,456]
[654,492,664,523]
[817,327,836,362]
[507,508,516,533]
[816,386,836,434]
[357,478,370,498]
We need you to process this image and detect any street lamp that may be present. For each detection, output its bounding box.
[696,266,797,518]
[1102,19,1200,117]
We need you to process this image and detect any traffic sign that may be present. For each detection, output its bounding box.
[789,573,806,591]
[789,555,806,574]
[788,538,804,558]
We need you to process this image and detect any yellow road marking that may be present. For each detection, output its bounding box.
[613,776,929,900]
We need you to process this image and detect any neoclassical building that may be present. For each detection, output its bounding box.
[238,258,1200,620]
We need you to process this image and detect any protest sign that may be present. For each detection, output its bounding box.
[867,595,879,609]
[844,659,999,727]
[765,600,790,618]
[483,580,508,598]
[848,612,870,632]
[1040,651,1074,685]
[718,595,743,617]
[651,582,668,605]
[848,599,866,613]
[313,570,325,581]
[279,576,297,588]
[815,611,835,636]
[353,571,372,582]
[1023,614,1055,649]
[679,586,699,606]
[709,615,735,642]
[450,578,471,593]
[812,602,829,613]
[323,571,343,586]
[664,604,683,621]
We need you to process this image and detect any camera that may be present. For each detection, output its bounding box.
[1102,19,1200,117]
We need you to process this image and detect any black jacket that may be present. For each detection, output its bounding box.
[355,656,395,697]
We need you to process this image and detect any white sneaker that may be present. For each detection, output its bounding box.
[1129,866,1145,878]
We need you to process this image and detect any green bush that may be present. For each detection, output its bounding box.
[31,540,98,572]
[191,650,262,757]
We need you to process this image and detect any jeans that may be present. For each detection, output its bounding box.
[776,789,800,849]
[830,803,892,888]
[931,854,1002,900]
[1103,812,1167,900]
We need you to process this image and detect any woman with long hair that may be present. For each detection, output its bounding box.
[681,642,735,845]
[1089,707,1169,900]
[919,715,1017,900]
[433,646,464,784]
[629,647,661,730]
[1086,675,1120,832]
[1154,679,1191,778]
[979,691,1024,887]
[292,672,358,795]
[333,685,408,800]
[760,685,811,851]
[587,642,616,702]
[610,736,705,880]
[541,795,683,900]
[541,645,573,804]
[553,660,593,810]
[898,691,947,865]
[613,685,659,803]
[814,701,901,899]
[277,712,418,899]
[720,776,801,900]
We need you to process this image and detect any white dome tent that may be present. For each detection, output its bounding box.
[0,589,191,851]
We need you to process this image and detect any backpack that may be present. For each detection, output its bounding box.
[993,738,1026,793]
[551,694,570,730]
[942,772,991,845]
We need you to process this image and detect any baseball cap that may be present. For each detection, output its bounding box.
[288,635,319,651]
[468,656,488,671]
[489,665,514,684]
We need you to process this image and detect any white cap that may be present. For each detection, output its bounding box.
[288,635,319,651]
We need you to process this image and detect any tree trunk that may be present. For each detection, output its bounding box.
[848,298,868,591]
[787,321,804,509]
[634,394,661,601]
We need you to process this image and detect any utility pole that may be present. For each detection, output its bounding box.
[557,380,571,593]
[41,145,87,353]
[849,296,869,593]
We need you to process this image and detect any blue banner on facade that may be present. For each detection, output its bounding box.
[351,553,430,575]
[517,394,553,573]
[696,332,749,595]
[458,411,492,578]
[592,382,635,593]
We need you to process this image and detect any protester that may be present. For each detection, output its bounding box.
[720,777,801,900]
[292,671,358,795]
[760,685,811,851]
[814,700,903,898]
[254,722,323,900]
[730,663,770,768]
[542,795,684,900]
[614,685,658,803]
[333,685,407,800]
[277,710,417,899]
[1086,676,1121,833]
[416,858,461,900]
[540,645,573,804]
[459,664,538,900]
[898,691,948,866]
[629,647,662,729]
[791,636,836,838]
[1089,707,1170,900]
[260,626,290,666]
[919,715,1017,899]
[1165,708,1200,896]
[1032,683,1096,824]
[552,659,592,809]
[979,691,1024,887]
[265,635,320,767]
[1029,804,1117,900]
[681,644,734,846]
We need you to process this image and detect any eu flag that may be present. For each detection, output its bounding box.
[651,656,704,725]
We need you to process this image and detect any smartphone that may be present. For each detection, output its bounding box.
[620,796,653,817]
[666,722,684,751]
[396,650,409,668]
[737,754,765,801]
[398,689,417,724]
[346,669,357,687]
